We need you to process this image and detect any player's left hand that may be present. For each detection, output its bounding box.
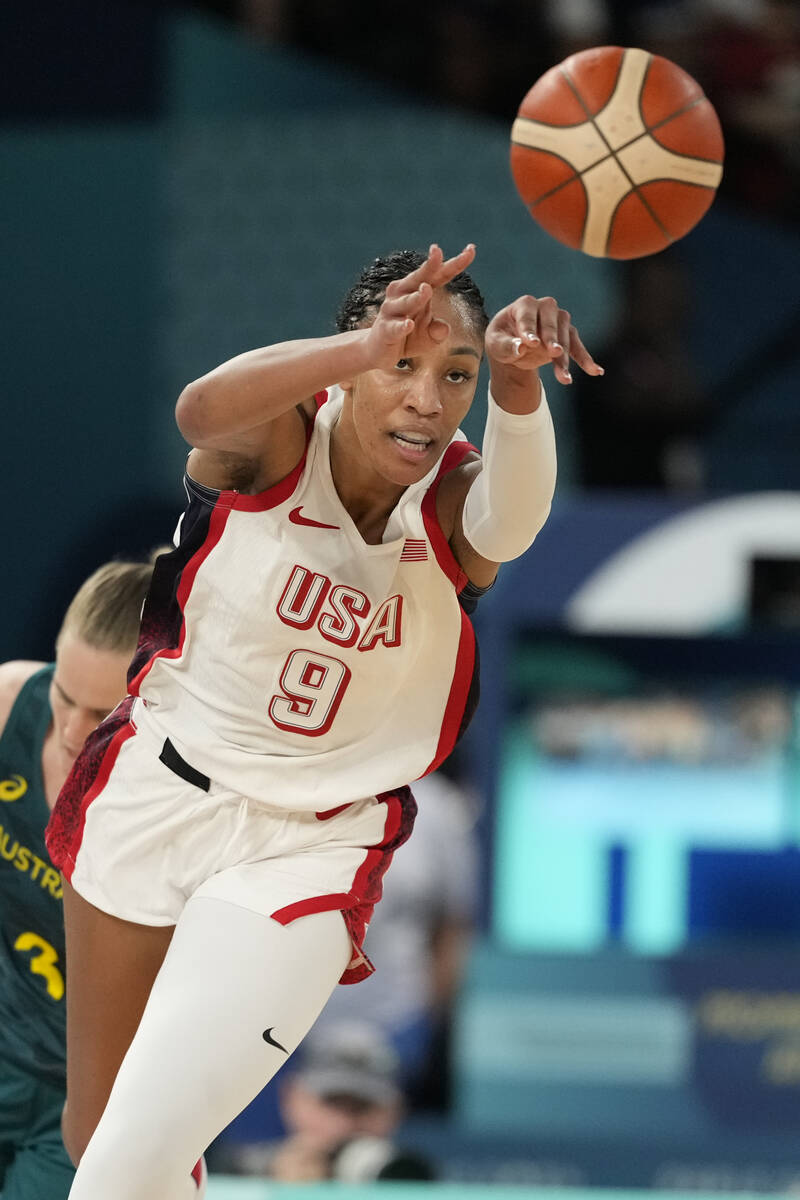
[485,295,604,385]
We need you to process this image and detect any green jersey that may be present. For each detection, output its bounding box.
[0,666,65,1085]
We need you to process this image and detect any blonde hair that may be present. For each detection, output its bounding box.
[56,547,170,655]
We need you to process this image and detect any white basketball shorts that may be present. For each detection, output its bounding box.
[45,697,416,983]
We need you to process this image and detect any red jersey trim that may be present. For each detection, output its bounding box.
[421,605,476,776]
[129,498,233,696]
[270,789,406,985]
[229,402,321,512]
[421,440,477,592]
[419,438,479,773]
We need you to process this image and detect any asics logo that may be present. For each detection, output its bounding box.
[0,774,27,802]
[289,506,339,530]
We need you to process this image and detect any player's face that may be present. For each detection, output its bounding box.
[49,633,131,764]
[345,291,483,486]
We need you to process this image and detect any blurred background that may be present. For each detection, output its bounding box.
[2,0,800,1194]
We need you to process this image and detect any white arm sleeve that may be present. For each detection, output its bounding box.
[461,384,557,562]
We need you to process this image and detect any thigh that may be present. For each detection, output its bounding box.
[114,898,353,1139]
[68,900,351,1199]
[61,880,174,1160]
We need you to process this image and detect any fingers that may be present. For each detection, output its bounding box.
[534,297,560,356]
[489,330,542,367]
[568,326,604,377]
[551,308,572,384]
[375,243,472,355]
[485,295,604,383]
[430,242,476,286]
[390,243,476,297]
[382,278,433,329]
[403,314,452,358]
[426,316,452,343]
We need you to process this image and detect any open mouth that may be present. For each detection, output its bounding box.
[390,431,434,460]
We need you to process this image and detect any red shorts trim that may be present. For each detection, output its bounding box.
[45,697,137,879]
[272,785,416,985]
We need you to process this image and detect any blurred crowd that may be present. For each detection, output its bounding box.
[186,0,800,498]
[206,0,800,230]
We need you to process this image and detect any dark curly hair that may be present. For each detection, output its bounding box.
[336,250,489,338]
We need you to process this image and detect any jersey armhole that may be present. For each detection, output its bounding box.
[421,440,480,593]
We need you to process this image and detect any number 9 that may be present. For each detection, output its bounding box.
[269,650,351,737]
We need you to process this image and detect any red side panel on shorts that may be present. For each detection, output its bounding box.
[270,786,416,985]
[315,802,353,821]
[45,697,137,878]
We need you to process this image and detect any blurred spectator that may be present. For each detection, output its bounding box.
[218,1023,436,1181]
[238,0,289,40]
[699,0,800,225]
[572,253,711,492]
[625,2,706,81]
[431,1,558,118]
[544,0,612,58]
[305,765,480,1110]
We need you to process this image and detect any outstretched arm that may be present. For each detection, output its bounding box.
[175,330,373,455]
[174,244,477,456]
[449,295,603,585]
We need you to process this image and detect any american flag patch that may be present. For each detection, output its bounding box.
[400,538,428,562]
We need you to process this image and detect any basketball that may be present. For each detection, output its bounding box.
[510,45,724,259]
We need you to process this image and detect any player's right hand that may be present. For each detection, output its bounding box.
[362,243,476,370]
[485,294,604,385]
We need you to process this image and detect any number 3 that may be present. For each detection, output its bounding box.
[269,650,351,737]
[15,932,65,1000]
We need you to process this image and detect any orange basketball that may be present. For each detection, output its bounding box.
[510,45,724,259]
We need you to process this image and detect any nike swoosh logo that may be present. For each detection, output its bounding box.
[262,1027,289,1053]
[289,506,339,530]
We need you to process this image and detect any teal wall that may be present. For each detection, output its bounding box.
[1,10,613,661]
[1,125,161,658]
[156,14,614,483]
[6,9,797,651]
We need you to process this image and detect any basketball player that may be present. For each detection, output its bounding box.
[0,556,188,1198]
[46,243,602,1199]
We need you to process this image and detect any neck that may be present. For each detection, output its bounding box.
[41,725,71,810]
[329,421,405,543]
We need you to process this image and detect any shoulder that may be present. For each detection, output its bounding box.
[0,661,48,740]
[433,448,499,589]
[432,449,481,541]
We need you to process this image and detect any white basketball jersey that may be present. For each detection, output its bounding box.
[128,388,481,811]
